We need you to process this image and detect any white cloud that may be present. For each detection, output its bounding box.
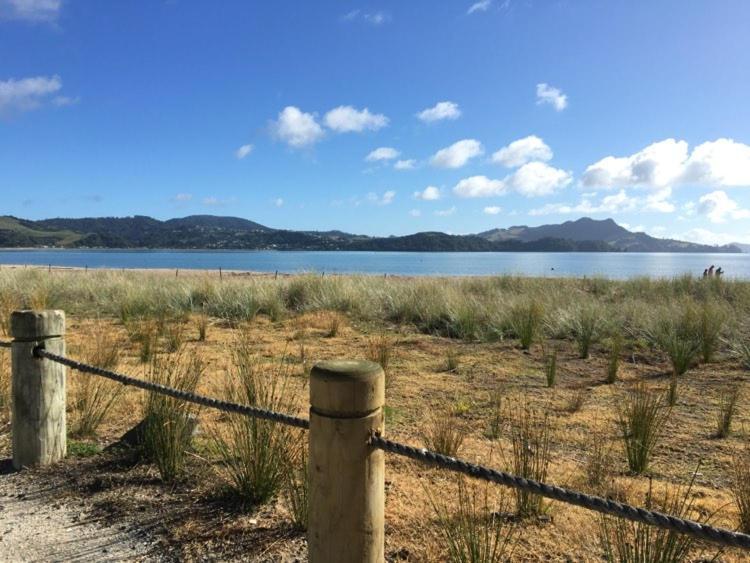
[431,139,483,168]
[235,144,254,159]
[536,83,567,111]
[342,10,390,25]
[203,196,237,207]
[52,95,79,107]
[435,206,457,217]
[365,147,400,162]
[492,135,553,168]
[642,187,675,213]
[529,190,638,216]
[582,138,750,190]
[467,0,492,14]
[394,159,416,170]
[0,0,60,22]
[507,162,572,197]
[273,198,284,207]
[483,206,502,215]
[698,190,750,223]
[678,228,749,246]
[414,186,441,201]
[0,75,64,116]
[367,190,396,205]
[416,101,461,123]
[453,175,506,198]
[323,105,388,133]
[409,209,421,217]
[270,106,324,148]
[172,193,193,203]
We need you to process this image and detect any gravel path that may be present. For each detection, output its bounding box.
[0,463,152,562]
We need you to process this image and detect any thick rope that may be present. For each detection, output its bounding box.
[0,340,11,349]
[35,348,309,430]
[369,433,750,551]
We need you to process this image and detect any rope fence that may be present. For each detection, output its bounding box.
[2,332,750,552]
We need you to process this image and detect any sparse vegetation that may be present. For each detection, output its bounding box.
[716,385,740,438]
[732,447,750,533]
[366,334,394,385]
[445,347,460,373]
[543,346,557,388]
[508,403,552,517]
[606,334,623,384]
[429,477,516,563]
[423,412,465,457]
[507,300,544,350]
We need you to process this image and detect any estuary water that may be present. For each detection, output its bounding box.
[0,249,748,279]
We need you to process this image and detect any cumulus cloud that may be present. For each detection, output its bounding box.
[235,144,254,159]
[394,159,416,170]
[453,175,506,198]
[323,105,388,133]
[270,106,324,148]
[430,139,483,168]
[678,228,749,246]
[483,206,502,215]
[367,190,396,205]
[171,193,193,203]
[416,101,461,123]
[536,83,567,111]
[698,190,750,223]
[365,147,400,162]
[492,135,553,168]
[507,162,572,197]
[435,206,457,217]
[413,186,441,201]
[529,190,637,216]
[582,138,750,190]
[203,196,237,207]
[467,0,492,14]
[0,0,60,22]
[0,75,65,116]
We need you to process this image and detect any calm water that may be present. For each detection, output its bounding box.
[0,249,748,279]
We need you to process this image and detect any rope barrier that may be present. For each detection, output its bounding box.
[0,340,11,349]
[23,345,750,551]
[34,347,310,430]
[369,433,750,550]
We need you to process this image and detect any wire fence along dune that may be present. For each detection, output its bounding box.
[1,325,749,555]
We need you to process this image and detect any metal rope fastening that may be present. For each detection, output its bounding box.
[369,432,750,551]
[34,347,310,430]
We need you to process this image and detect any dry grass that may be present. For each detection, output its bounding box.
[1,269,749,560]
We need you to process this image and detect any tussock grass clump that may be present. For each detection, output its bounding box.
[212,341,300,507]
[142,351,204,482]
[507,300,544,350]
[567,303,605,359]
[282,447,308,531]
[599,475,717,563]
[732,447,750,533]
[618,385,670,474]
[606,334,623,384]
[730,335,750,369]
[543,347,557,388]
[195,310,209,342]
[584,438,615,494]
[485,392,504,440]
[565,388,587,413]
[423,413,465,457]
[508,404,552,517]
[71,327,123,436]
[716,385,740,438]
[429,477,516,563]
[162,319,185,353]
[324,312,342,338]
[366,334,393,380]
[646,305,702,378]
[127,319,159,363]
[699,300,727,363]
[444,347,460,373]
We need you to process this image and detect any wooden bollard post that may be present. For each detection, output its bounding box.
[308,360,385,563]
[10,310,67,469]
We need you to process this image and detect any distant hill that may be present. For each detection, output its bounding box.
[0,215,740,253]
[478,217,739,253]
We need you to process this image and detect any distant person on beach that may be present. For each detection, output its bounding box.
[708,265,715,277]
[716,267,724,277]
[703,268,709,278]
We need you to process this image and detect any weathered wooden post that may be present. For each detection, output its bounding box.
[10,310,66,469]
[308,360,385,563]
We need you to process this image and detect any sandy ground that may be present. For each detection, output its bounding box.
[0,461,153,562]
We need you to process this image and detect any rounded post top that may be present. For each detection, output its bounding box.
[310,360,384,418]
[10,310,65,340]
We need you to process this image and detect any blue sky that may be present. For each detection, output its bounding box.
[2,0,750,244]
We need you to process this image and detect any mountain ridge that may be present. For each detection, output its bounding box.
[0,215,740,253]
